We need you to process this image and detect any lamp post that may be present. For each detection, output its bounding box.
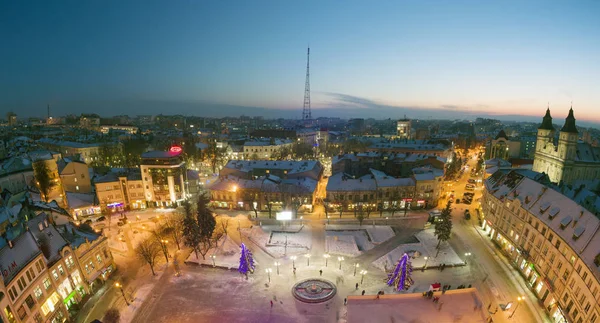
[290,256,297,268]
[385,216,389,224]
[424,256,429,270]
[161,239,170,260]
[266,268,272,283]
[114,282,129,306]
[464,252,472,265]
[210,254,216,267]
[360,270,367,285]
[274,262,280,275]
[323,254,330,267]
[300,216,304,226]
[354,263,360,276]
[338,256,345,270]
[304,253,311,266]
[509,296,524,319]
[327,215,330,224]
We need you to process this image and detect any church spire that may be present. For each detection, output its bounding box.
[538,106,554,130]
[560,106,578,133]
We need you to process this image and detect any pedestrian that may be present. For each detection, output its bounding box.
[447,285,451,290]
[376,292,380,300]
[344,298,347,305]
[355,283,359,290]
[468,284,472,288]
[270,300,273,308]
[319,269,323,276]
[293,267,296,275]
[362,290,365,296]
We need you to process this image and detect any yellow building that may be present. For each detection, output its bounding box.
[0,212,115,323]
[95,172,145,212]
[482,170,600,323]
[32,158,68,209]
[58,159,91,194]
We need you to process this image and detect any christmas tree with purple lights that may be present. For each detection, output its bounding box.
[387,253,413,291]
[238,243,255,278]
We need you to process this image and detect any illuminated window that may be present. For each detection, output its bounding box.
[34,286,43,300]
[43,278,51,290]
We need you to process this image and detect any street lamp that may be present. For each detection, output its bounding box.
[274,262,280,275]
[509,296,524,318]
[338,256,345,270]
[300,216,304,226]
[114,282,129,306]
[266,268,272,283]
[304,253,311,266]
[327,215,330,224]
[464,252,472,264]
[424,256,429,269]
[210,254,216,267]
[323,254,330,267]
[360,270,367,285]
[290,255,297,268]
[354,263,360,276]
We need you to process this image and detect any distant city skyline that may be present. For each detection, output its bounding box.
[2,1,599,124]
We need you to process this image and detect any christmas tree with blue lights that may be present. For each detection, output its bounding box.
[387,253,413,291]
[238,243,255,278]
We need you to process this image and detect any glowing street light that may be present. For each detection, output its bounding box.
[114,282,129,306]
[338,256,345,270]
[304,253,311,266]
[323,254,331,267]
[360,270,368,285]
[274,262,280,275]
[266,268,272,282]
[424,256,429,270]
[290,256,297,268]
[210,254,216,267]
[509,296,525,318]
[354,263,360,276]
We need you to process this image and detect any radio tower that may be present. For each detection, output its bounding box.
[302,47,312,126]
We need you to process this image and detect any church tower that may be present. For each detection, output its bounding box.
[557,107,578,183]
[532,107,556,178]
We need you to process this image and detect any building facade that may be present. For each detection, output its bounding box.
[140,150,187,208]
[532,108,600,185]
[397,117,411,139]
[94,172,145,212]
[481,170,600,323]
[487,130,521,160]
[58,160,91,194]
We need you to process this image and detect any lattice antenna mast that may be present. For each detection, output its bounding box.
[302,47,312,122]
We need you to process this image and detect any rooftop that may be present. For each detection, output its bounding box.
[141,150,183,159]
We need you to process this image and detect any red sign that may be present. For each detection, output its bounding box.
[169,145,183,154]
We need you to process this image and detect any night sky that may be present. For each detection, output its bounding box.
[1,1,599,122]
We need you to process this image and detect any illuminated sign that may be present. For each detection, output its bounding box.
[169,145,183,154]
[276,211,292,221]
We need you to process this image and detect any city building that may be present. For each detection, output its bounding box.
[99,125,138,134]
[326,169,416,211]
[348,118,365,134]
[32,156,68,209]
[481,169,600,323]
[487,130,521,160]
[7,112,17,127]
[79,115,100,129]
[140,149,187,208]
[57,159,91,193]
[209,160,323,213]
[520,135,537,158]
[368,139,453,159]
[243,139,293,160]
[66,192,100,219]
[396,116,411,139]
[532,108,600,185]
[0,208,114,323]
[94,171,145,212]
[0,157,34,194]
[296,128,328,149]
[37,139,102,165]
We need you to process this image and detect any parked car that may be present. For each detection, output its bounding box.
[456,198,461,204]
[467,179,476,184]
[464,209,471,220]
[96,216,106,222]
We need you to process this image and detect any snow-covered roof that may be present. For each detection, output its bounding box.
[66,192,96,209]
[326,173,377,192]
[224,160,320,175]
[28,213,68,266]
[0,231,41,284]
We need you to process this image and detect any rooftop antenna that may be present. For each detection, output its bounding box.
[301,47,312,126]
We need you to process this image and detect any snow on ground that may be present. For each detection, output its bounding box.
[372,228,464,272]
[117,283,153,323]
[241,224,311,258]
[185,234,242,269]
[325,225,395,257]
[325,235,361,257]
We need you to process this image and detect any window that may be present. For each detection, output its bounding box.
[96,254,102,264]
[58,265,64,276]
[66,256,74,269]
[26,270,32,282]
[33,312,43,323]
[52,270,58,280]
[563,270,570,281]
[74,177,78,182]
[76,185,79,191]
[591,313,597,323]
[17,278,24,291]
[8,288,15,302]
[582,271,588,281]
[584,302,591,313]
[43,278,51,290]
[34,286,43,300]
[17,305,26,320]
[25,295,35,309]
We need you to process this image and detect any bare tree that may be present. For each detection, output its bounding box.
[164,212,184,250]
[152,228,169,263]
[135,238,161,275]
[220,217,230,235]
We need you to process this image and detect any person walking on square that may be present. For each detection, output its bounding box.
[319,269,323,276]
[355,283,359,290]
[362,290,365,296]
[270,300,273,308]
